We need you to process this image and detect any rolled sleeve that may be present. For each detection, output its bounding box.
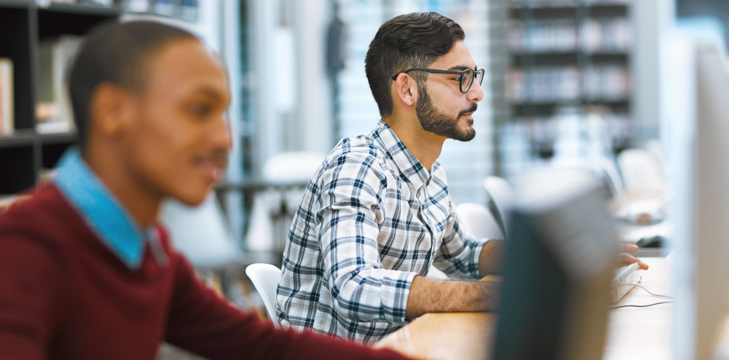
[432,207,489,279]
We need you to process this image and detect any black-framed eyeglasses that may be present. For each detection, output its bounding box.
[391,68,485,93]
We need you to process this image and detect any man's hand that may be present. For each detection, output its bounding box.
[619,244,649,270]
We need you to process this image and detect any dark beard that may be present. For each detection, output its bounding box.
[415,83,476,142]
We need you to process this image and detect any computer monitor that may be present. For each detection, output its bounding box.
[492,168,619,360]
[668,37,729,360]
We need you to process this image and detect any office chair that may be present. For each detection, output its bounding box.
[160,192,240,269]
[617,148,666,191]
[482,176,515,235]
[455,202,505,240]
[246,151,326,252]
[245,263,282,327]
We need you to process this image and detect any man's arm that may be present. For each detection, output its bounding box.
[405,276,499,319]
[165,253,415,360]
[0,232,61,360]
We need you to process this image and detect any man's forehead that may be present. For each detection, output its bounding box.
[143,40,229,94]
[430,40,477,69]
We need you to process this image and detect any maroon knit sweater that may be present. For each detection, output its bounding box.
[0,184,410,360]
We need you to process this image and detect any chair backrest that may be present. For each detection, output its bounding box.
[262,151,326,182]
[596,156,625,196]
[552,157,625,198]
[455,202,505,240]
[160,192,240,268]
[245,264,282,327]
[482,176,515,232]
[617,148,665,191]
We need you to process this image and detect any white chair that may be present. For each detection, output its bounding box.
[482,176,515,233]
[245,263,282,327]
[429,203,505,281]
[596,156,625,197]
[552,157,625,197]
[245,152,326,252]
[455,202,505,240]
[617,148,666,191]
[160,192,240,268]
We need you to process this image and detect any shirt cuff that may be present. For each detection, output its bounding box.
[385,270,418,323]
[469,238,491,278]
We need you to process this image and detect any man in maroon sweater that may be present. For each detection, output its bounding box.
[0,21,413,360]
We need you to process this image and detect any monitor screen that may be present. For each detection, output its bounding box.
[668,37,729,360]
[492,168,618,360]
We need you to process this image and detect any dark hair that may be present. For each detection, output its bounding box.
[364,12,465,117]
[68,20,198,149]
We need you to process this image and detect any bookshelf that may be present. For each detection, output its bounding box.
[0,1,117,195]
[0,1,201,196]
[500,0,636,169]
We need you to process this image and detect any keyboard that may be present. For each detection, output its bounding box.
[612,262,642,303]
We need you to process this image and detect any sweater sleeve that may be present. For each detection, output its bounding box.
[164,252,414,360]
[0,229,63,360]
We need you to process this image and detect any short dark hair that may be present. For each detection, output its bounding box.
[364,12,465,117]
[68,20,198,149]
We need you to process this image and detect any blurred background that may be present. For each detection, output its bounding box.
[1,1,728,356]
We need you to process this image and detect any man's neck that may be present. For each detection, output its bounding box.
[383,113,446,171]
[82,146,162,229]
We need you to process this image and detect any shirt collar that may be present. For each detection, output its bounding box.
[373,120,431,191]
[54,148,154,269]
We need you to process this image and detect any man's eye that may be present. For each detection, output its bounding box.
[189,103,212,117]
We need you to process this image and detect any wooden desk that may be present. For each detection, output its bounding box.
[375,257,671,360]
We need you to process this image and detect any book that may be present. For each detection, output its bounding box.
[37,36,83,134]
[0,58,13,136]
[123,0,150,12]
[153,0,175,16]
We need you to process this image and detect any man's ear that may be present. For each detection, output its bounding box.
[88,82,134,139]
[392,73,418,108]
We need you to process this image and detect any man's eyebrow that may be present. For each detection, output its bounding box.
[194,84,226,101]
[448,65,478,71]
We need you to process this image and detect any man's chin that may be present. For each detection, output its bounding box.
[453,126,476,142]
[173,188,210,207]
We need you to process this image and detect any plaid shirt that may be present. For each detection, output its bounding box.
[276,121,488,343]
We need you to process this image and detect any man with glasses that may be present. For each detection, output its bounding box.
[276,12,501,343]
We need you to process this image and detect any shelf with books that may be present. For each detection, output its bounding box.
[41,140,73,169]
[0,145,35,195]
[508,2,628,14]
[511,52,628,66]
[0,7,32,134]
[38,2,121,17]
[0,1,204,195]
[511,100,630,117]
[38,7,118,39]
[0,2,121,195]
[39,131,78,145]
[502,0,635,167]
[0,129,35,148]
[0,0,29,9]
[122,0,199,22]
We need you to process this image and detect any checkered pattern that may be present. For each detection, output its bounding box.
[275,121,489,343]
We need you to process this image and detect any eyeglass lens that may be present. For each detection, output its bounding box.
[461,69,485,93]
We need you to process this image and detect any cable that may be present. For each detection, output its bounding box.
[611,301,673,309]
[617,283,673,299]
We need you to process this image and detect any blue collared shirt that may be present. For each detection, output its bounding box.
[55,149,167,269]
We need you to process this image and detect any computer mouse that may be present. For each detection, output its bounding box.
[635,235,665,248]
